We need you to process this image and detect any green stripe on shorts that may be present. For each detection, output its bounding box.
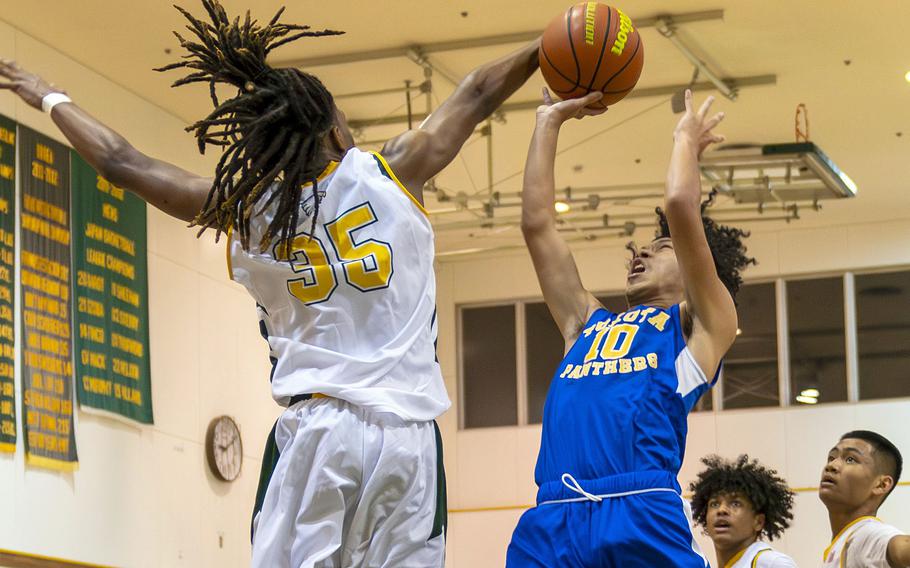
[251,420,281,543]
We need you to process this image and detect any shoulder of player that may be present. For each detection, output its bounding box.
[850,518,903,540]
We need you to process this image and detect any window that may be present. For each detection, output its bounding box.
[856,271,910,400]
[788,277,847,404]
[723,283,779,409]
[460,305,517,428]
[525,302,563,425]
[458,269,910,428]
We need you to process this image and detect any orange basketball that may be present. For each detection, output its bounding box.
[539,2,644,108]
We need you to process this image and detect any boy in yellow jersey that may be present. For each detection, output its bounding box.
[690,455,797,567]
[821,431,910,567]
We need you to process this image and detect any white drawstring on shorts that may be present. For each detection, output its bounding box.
[561,473,603,502]
[536,473,680,506]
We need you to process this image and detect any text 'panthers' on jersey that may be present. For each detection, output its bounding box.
[229,148,450,421]
[535,304,719,485]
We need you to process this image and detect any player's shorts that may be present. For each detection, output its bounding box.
[250,396,446,568]
[506,470,708,567]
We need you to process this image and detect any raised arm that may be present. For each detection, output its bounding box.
[665,90,737,374]
[0,59,210,222]
[889,535,910,568]
[522,90,605,345]
[380,39,541,204]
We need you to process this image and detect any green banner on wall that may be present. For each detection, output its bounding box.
[71,153,152,424]
[18,126,77,471]
[0,115,16,453]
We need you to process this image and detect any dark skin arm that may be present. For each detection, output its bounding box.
[889,535,910,567]
[0,58,210,222]
[381,39,541,204]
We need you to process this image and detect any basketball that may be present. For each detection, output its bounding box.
[539,2,644,108]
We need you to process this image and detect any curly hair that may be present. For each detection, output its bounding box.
[689,454,794,541]
[655,188,756,298]
[156,0,344,252]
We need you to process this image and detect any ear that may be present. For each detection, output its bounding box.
[873,474,895,497]
[754,512,766,536]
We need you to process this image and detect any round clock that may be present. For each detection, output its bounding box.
[205,415,243,482]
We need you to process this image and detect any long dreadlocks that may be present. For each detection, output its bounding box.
[654,188,756,298]
[156,0,344,251]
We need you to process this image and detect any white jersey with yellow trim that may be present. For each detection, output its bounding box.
[728,541,797,568]
[823,516,903,568]
[228,147,450,421]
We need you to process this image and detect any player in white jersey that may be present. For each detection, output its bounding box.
[821,431,910,567]
[689,455,797,568]
[0,1,543,565]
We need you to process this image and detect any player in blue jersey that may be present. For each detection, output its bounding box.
[506,88,754,567]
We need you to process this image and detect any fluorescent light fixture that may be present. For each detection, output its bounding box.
[796,395,818,405]
[800,388,820,398]
[554,201,571,214]
[700,142,858,203]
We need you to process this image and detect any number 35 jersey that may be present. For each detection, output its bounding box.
[228,148,450,422]
[535,304,720,485]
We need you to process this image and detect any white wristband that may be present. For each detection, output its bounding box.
[41,92,72,114]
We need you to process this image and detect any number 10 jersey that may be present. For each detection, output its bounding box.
[228,148,450,422]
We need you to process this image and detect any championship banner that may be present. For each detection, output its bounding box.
[71,153,152,424]
[0,115,16,453]
[18,126,77,470]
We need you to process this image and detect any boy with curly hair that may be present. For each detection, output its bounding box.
[690,455,797,567]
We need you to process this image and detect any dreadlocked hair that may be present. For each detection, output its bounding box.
[155,0,344,252]
[654,188,755,299]
[689,454,794,542]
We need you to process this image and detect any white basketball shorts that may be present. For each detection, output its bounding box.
[250,396,446,568]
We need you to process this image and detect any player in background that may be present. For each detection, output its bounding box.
[506,88,754,566]
[0,1,542,565]
[689,455,797,567]
[821,430,910,567]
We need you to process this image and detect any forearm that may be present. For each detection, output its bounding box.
[51,103,143,186]
[49,103,208,221]
[462,39,541,121]
[665,137,702,210]
[521,116,560,232]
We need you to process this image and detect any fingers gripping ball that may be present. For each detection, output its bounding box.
[539,2,644,108]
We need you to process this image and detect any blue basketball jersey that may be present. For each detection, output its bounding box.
[534,304,718,486]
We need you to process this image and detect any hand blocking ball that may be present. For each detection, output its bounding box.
[539,2,644,109]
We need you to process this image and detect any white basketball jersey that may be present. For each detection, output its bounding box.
[730,542,797,568]
[823,516,903,568]
[228,148,450,421]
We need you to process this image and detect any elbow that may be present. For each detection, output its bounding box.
[520,214,554,236]
[664,192,700,219]
[97,137,140,185]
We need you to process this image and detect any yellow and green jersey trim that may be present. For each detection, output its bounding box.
[823,515,880,560]
[369,151,429,217]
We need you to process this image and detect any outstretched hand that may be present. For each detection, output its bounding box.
[0,59,62,111]
[673,89,725,158]
[536,88,607,124]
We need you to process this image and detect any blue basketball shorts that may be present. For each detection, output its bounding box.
[506,471,708,567]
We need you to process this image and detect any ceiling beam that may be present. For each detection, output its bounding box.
[347,74,776,130]
[274,10,724,69]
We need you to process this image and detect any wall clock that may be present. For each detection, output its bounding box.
[205,415,242,482]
